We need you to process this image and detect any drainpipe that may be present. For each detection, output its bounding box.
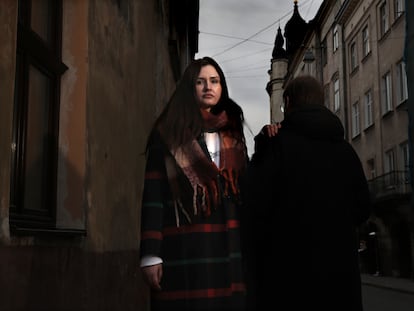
[404,0,414,281]
[404,0,414,200]
[340,24,349,141]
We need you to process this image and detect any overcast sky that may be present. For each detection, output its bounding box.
[195,0,324,156]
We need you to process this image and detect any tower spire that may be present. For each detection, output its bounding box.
[284,0,308,59]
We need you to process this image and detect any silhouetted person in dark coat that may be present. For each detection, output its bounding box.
[242,75,372,311]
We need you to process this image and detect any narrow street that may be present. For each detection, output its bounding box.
[362,285,414,311]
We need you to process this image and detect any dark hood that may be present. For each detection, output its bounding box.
[281,105,345,141]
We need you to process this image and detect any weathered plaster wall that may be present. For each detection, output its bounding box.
[0,0,190,309]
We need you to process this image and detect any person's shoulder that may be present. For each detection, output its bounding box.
[251,134,282,163]
[254,130,282,149]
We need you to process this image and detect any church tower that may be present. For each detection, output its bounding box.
[266,0,308,123]
[266,26,288,123]
[284,0,308,61]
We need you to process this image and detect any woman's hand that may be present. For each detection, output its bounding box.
[261,123,281,137]
[141,263,163,291]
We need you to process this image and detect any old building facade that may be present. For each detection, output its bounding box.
[0,0,199,310]
[269,0,413,280]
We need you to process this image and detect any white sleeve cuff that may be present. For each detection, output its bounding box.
[140,255,163,267]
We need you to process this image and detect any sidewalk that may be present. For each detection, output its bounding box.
[361,273,414,295]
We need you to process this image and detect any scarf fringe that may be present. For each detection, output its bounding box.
[174,199,191,227]
[162,110,246,227]
[221,169,240,197]
[173,169,241,227]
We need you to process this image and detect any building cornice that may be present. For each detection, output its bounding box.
[335,0,360,25]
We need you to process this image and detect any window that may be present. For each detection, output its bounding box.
[400,142,410,182]
[380,2,389,37]
[333,78,340,111]
[364,89,374,128]
[350,41,358,71]
[367,158,376,179]
[394,0,404,19]
[381,71,392,114]
[11,0,67,229]
[333,25,339,52]
[384,149,396,188]
[324,84,330,109]
[321,38,327,66]
[384,149,395,173]
[396,61,408,104]
[352,101,360,138]
[362,25,370,57]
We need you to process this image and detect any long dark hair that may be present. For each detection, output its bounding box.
[151,56,245,150]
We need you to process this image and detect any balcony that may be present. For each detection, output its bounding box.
[368,170,412,201]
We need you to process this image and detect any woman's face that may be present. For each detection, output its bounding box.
[195,64,222,111]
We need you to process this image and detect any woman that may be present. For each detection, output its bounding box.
[140,56,249,311]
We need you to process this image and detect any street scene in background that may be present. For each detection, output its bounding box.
[198,0,413,309]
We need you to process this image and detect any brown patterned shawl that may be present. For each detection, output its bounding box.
[164,110,247,226]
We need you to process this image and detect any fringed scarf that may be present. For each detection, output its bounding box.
[164,110,247,226]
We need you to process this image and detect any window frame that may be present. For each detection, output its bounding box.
[381,71,393,115]
[362,25,371,58]
[367,158,376,180]
[10,0,68,231]
[350,41,358,72]
[394,0,404,19]
[333,25,339,52]
[379,1,389,37]
[351,100,361,138]
[400,142,410,182]
[321,37,327,66]
[395,60,408,105]
[384,149,395,173]
[333,77,340,112]
[324,84,330,109]
[364,89,374,129]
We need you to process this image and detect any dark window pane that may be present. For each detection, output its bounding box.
[23,65,51,212]
[31,0,52,44]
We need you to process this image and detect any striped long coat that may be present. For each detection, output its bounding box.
[140,132,246,311]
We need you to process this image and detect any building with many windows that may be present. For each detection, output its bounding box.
[269,0,413,279]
